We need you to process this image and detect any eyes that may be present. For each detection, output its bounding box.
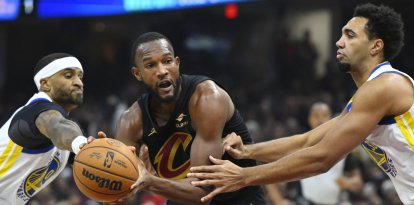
[63,71,83,80]
[343,29,356,39]
[144,57,174,69]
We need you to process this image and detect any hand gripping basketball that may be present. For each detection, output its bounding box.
[73,138,140,202]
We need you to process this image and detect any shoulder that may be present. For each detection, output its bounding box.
[354,73,414,116]
[116,101,143,141]
[119,102,142,123]
[29,100,66,116]
[193,80,227,99]
[189,80,234,120]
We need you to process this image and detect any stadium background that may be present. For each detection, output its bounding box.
[1,0,412,204]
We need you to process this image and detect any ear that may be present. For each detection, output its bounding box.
[370,39,384,56]
[39,79,51,92]
[131,66,142,81]
[175,56,180,68]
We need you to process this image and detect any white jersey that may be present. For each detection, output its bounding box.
[301,158,345,204]
[347,62,414,204]
[0,92,70,205]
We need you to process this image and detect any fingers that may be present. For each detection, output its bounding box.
[127,146,136,153]
[139,144,149,158]
[98,131,107,138]
[200,187,223,202]
[86,136,95,144]
[224,146,242,158]
[208,155,225,165]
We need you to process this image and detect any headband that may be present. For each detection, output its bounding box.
[34,56,83,90]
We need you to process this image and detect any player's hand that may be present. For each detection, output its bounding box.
[118,157,152,200]
[79,131,107,150]
[223,132,247,159]
[187,155,246,202]
[138,144,156,175]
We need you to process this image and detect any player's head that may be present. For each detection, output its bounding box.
[34,53,84,110]
[308,102,332,129]
[130,32,181,103]
[336,3,404,72]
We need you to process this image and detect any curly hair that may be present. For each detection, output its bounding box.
[353,3,404,61]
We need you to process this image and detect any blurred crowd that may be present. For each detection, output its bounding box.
[0,24,408,205]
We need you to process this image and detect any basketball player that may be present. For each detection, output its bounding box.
[188,3,414,204]
[113,32,265,205]
[0,53,95,205]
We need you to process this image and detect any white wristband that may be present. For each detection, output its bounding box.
[71,136,88,154]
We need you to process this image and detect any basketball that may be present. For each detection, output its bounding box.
[73,138,139,202]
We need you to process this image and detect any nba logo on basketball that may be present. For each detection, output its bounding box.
[104,151,114,168]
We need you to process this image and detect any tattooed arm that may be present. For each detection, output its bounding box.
[35,109,84,151]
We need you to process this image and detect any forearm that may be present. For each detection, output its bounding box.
[245,134,306,162]
[244,146,332,186]
[246,117,339,162]
[45,119,84,151]
[145,176,210,205]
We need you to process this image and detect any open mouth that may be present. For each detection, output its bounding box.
[158,80,172,89]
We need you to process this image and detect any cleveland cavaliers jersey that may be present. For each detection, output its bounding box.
[346,62,414,204]
[138,75,265,205]
[0,92,71,205]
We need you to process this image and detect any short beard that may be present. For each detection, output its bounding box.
[337,62,351,73]
[54,89,83,106]
[144,77,181,103]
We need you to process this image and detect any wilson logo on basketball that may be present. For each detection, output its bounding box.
[82,168,122,190]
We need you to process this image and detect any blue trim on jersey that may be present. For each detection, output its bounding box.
[346,102,396,125]
[378,117,396,125]
[346,102,352,112]
[29,98,50,105]
[22,145,55,154]
[368,61,390,78]
[370,71,401,80]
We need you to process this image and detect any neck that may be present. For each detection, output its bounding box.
[350,60,386,88]
[149,98,177,126]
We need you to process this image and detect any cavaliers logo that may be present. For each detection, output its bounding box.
[361,140,397,177]
[154,132,193,179]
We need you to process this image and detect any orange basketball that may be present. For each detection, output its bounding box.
[73,138,139,202]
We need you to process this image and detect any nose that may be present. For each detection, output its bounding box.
[336,36,344,49]
[73,76,84,88]
[156,63,168,78]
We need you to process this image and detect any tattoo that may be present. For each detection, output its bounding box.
[35,110,83,151]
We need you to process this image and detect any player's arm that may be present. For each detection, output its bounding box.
[115,102,142,150]
[138,80,230,205]
[35,109,84,152]
[238,116,340,162]
[190,75,410,202]
[240,80,390,183]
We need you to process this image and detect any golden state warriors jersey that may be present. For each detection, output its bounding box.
[0,92,70,205]
[347,62,414,204]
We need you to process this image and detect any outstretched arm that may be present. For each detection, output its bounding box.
[189,75,411,202]
[225,116,339,163]
[36,109,85,152]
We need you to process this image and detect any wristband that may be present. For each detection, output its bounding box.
[71,135,87,154]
